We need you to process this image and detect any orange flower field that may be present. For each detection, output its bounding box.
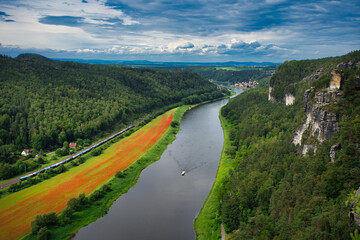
[0,109,175,240]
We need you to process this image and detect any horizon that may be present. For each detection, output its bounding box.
[1,0,359,62]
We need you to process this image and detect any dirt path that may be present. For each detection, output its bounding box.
[221,224,226,240]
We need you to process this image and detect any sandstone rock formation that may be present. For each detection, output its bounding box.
[285,93,295,106]
[330,70,343,91]
[302,68,324,82]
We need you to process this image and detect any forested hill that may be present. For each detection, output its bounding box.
[216,50,360,239]
[0,53,228,158]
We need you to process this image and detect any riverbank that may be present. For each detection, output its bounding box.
[194,112,233,240]
[19,106,189,240]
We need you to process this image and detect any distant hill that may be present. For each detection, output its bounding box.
[16,53,58,64]
[0,54,229,179]
[54,58,281,68]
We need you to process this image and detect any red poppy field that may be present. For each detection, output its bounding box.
[0,109,175,240]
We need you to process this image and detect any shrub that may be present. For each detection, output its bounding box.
[31,212,57,235]
[91,148,103,156]
[37,227,50,240]
[115,171,126,178]
[60,207,74,223]
[101,184,111,192]
[67,198,81,211]
[38,157,44,164]
[89,190,103,201]
[78,193,87,205]
[171,121,180,128]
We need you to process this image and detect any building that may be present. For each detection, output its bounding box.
[69,142,78,149]
[21,149,32,156]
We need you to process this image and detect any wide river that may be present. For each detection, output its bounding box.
[75,89,243,240]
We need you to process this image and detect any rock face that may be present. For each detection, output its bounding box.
[303,88,340,142]
[330,144,339,163]
[285,93,295,106]
[293,85,343,153]
[268,86,275,102]
[302,68,324,82]
[330,70,343,91]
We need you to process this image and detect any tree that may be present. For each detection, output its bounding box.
[37,227,50,240]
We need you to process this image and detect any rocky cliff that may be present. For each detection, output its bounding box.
[292,60,359,155]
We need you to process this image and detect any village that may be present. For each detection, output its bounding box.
[231,80,259,89]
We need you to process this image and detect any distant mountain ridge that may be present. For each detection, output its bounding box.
[53,57,280,67]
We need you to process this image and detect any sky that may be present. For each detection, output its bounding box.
[0,0,359,62]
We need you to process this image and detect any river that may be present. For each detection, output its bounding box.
[75,89,243,240]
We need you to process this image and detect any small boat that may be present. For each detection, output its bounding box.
[181,170,186,176]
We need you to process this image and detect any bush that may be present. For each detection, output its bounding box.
[171,121,180,128]
[60,207,74,223]
[56,164,67,174]
[31,212,57,235]
[78,193,87,205]
[67,198,81,211]
[43,212,57,226]
[115,171,126,178]
[38,157,44,164]
[101,184,111,192]
[91,148,103,156]
[37,227,50,240]
[89,190,103,201]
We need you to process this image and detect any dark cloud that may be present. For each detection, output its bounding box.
[0,11,10,16]
[0,10,14,22]
[231,41,260,49]
[39,16,85,27]
[176,42,194,50]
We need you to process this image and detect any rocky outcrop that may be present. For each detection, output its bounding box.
[302,68,324,82]
[285,93,295,106]
[330,144,339,163]
[268,86,275,102]
[293,85,343,154]
[330,70,343,91]
[336,61,360,69]
[303,144,316,155]
[303,88,341,142]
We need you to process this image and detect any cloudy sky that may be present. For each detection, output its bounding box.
[0,0,359,62]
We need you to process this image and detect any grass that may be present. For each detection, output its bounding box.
[0,109,179,240]
[18,106,190,240]
[194,112,234,240]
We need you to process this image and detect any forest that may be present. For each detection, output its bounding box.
[218,51,360,239]
[0,53,229,179]
[182,66,276,86]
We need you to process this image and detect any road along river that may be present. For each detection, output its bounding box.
[75,89,243,240]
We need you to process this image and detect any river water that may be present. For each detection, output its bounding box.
[75,89,243,240]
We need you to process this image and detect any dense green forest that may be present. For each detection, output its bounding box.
[218,51,360,239]
[270,51,360,101]
[0,53,229,179]
[182,66,276,85]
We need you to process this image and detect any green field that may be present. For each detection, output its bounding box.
[216,66,265,71]
[194,112,233,240]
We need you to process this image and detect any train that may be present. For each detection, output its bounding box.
[19,125,135,181]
